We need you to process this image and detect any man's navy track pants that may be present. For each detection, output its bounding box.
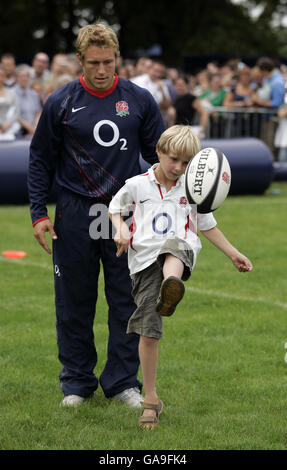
[52,189,141,398]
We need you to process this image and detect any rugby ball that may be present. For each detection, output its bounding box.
[184,147,231,213]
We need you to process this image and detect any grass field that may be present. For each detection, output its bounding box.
[1,182,287,451]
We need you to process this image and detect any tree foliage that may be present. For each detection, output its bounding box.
[0,0,286,65]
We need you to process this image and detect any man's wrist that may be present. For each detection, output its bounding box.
[32,216,50,227]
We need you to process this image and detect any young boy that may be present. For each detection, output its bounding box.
[108,125,253,429]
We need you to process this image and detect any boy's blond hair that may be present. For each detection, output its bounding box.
[156,125,200,159]
[76,23,120,61]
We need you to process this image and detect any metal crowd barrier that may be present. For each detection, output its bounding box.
[203,106,279,151]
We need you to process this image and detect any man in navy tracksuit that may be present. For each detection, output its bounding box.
[28,23,165,407]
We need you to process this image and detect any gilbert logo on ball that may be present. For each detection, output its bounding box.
[184,147,231,213]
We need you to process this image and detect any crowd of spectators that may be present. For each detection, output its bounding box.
[1,50,287,160]
[0,51,81,140]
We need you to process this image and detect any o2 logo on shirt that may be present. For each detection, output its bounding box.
[152,212,173,235]
[93,119,127,150]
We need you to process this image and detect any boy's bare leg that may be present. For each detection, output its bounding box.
[162,254,184,280]
[139,335,160,424]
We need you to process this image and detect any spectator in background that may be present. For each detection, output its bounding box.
[131,59,172,112]
[192,69,209,96]
[30,79,45,106]
[223,66,255,137]
[280,64,287,89]
[44,53,69,95]
[50,53,69,75]
[199,72,227,138]
[219,64,235,92]
[166,68,179,84]
[199,72,227,110]
[187,74,197,94]
[206,61,220,75]
[164,67,179,104]
[223,66,254,107]
[252,57,285,109]
[251,66,264,90]
[116,60,136,79]
[227,56,247,73]
[166,75,208,137]
[43,73,74,104]
[1,53,17,88]
[274,105,287,162]
[134,56,153,77]
[66,53,82,79]
[117,65,129,79]
[124,60,136,79]
[251,66,270,102]
[30,52,51,91]
[13,64,42,137]
[0,65,20,140]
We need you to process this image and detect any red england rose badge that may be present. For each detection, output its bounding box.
[116,101,129,117]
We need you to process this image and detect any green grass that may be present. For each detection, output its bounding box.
[1,182,287,450]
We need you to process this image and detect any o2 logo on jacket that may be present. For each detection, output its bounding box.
[93,119,127,150]
[152,212,173,235]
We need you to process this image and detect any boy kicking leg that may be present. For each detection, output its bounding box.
[156,254,185,317]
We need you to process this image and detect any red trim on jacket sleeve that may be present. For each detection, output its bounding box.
[32,216,50,227]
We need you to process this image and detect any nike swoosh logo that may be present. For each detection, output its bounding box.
[139,199,150,203]
[72,106,87,113]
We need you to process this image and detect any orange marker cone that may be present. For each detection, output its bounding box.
[2,250,27,259]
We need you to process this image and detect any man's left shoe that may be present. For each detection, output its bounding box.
[61,394,86,407]
[156,276,185,317]
[111,387,144,408]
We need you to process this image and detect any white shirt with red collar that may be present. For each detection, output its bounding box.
[109,164,217,275]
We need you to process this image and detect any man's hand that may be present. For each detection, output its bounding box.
[33,219,58,254]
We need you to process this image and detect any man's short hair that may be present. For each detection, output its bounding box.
[1,53,16,62]
[76,23,120,60]
[156,125,200,159]
[176,74,189,85]
[256,57,274,72]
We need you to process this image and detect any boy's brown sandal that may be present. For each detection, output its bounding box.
[138,400,164,429]
[156,276,185,316]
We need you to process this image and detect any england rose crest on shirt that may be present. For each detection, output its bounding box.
[116,101,129,117]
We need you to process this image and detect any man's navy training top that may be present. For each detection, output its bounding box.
[28,74,165,225]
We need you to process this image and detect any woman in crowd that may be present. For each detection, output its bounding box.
[13,64,42,137]
[166,75,208,137]
[199,72,227,109]
[0,64,20,139]
[223,66,254,107]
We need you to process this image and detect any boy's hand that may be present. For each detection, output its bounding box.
[114,222,130,257]
[231,252,253,272]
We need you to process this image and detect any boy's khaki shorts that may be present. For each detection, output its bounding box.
[127,248,193,339]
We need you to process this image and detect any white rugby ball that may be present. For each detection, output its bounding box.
[184,147,231,213]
